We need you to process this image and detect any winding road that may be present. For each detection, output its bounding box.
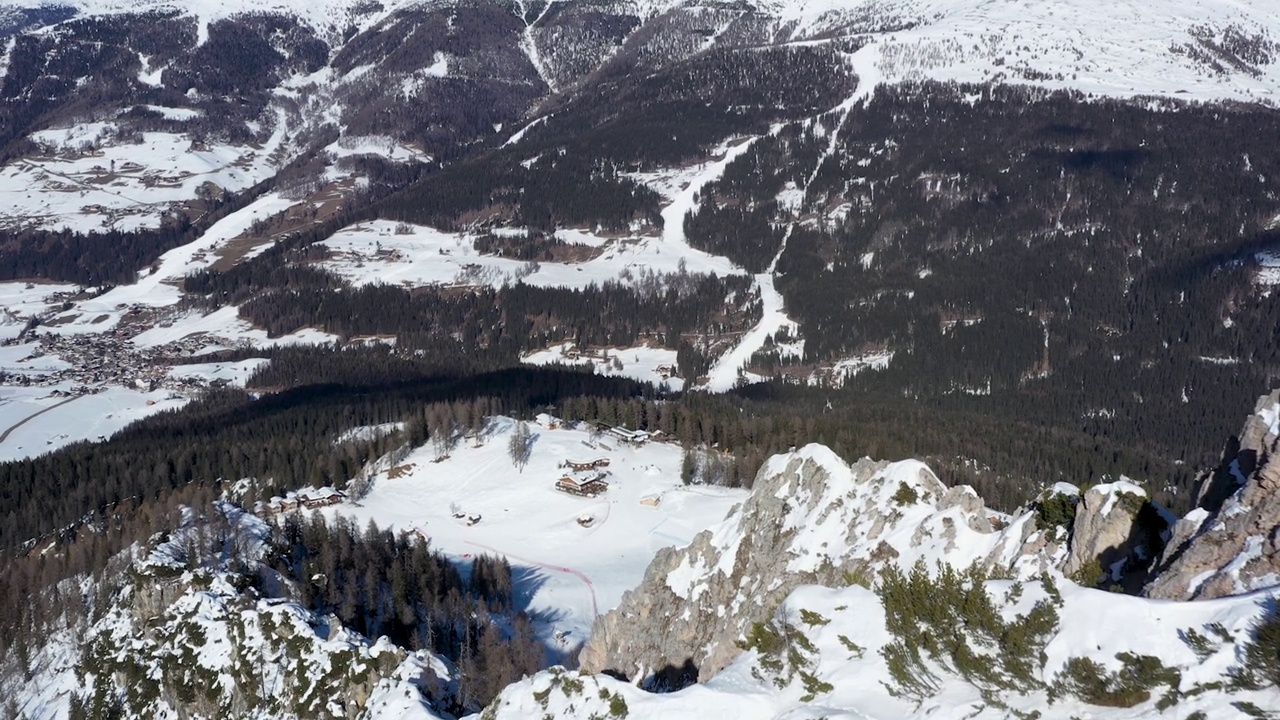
[0,395,80,445]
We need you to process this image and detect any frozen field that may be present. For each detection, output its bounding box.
[520,343,684,391]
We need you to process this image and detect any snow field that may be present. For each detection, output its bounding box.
[0,383,187,461]
[317,417,747,652]
[520,342,684,391]
[318,217,742,291]
[4,109,290,233]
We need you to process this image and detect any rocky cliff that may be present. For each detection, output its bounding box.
[499,436,1280,720]
[1146,388,1280,600]
[578,444,1066,684]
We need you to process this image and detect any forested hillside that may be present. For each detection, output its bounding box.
[3,0,1280,717]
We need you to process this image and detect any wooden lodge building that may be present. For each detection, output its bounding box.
[555,473,609,497]
[267,491,346,514]
[302,492,347,509]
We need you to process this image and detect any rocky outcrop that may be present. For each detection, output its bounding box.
[1146,389,1280,600]
[578,444,1056,685]
[1062,481,1165,591]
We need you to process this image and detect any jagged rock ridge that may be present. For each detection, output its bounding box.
[1147,388,1280,600]
[579,444,1066,683]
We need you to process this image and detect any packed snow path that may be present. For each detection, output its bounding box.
[516,0,558,93]
[702,251,797,392]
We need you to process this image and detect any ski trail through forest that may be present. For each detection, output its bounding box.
[516,0,559,93]
[703,62,868,390]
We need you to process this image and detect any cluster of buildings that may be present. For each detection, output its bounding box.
[4,331,168,390]
[0,303,245,394]
[262,490,347,515]
[594,422,652,446]
[555,457,611,497]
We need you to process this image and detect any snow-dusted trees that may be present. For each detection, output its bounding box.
[508,420,532,472]
[272,514,542,712]
[428,404,458,461]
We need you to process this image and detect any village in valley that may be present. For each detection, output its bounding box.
[0,281,283,459]
[0,283,258,392]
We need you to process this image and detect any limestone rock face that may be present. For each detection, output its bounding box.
[578,444,1054,685]
[1146,389,1280,600]
[1062,481,1149,586]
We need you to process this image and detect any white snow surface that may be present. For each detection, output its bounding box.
[4,110,291,233]
[313,417,747,655]
[0,383,187,461]
[808,350,894,386]
[1259,399,1280,438]
[762,0,1280,105]
[318,219,743,291]
[1090,476,1147,516]
[521,342,685,391]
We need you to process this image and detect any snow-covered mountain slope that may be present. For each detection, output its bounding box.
[523,0,1280,104]
[1148,388,1280,600]
[11,504,452,720]
[485,442,1280,720]
[7,417,747,719]
[579,444,1066,684]
[1,0,1275,236]
[775,0,1280,103]
[481,579,1280,720]
[12,416,1280,720]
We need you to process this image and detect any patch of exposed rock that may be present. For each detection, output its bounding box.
[578,444,1058,685]
[1063,481,1166,592]
[1146,388,1280,600]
